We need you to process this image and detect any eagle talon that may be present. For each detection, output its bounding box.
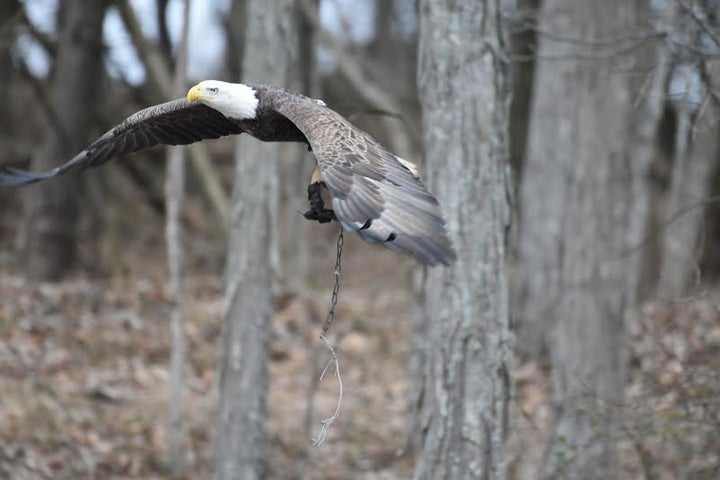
[303,182,336,224]
[303,208,336,223]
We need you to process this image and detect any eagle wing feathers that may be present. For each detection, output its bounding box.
[270,94,456,266]
[0,100,241,185]
[0,84,455,266]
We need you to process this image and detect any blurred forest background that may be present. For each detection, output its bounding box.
[0,0,719,479]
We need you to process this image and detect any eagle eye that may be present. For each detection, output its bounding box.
[208,87,219,94]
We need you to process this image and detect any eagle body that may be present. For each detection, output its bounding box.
[233,86,308,143]
[0,81,456,266]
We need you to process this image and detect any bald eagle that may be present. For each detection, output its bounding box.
[0,81,456,266]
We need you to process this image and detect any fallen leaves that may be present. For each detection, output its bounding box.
[0,273,416,479]
[1,263,717,479]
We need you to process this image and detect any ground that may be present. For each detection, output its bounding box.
[1,254,718,479]
[0,235,420,480]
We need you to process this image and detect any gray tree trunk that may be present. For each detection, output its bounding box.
[514,1,674,478]
[657,20,720,299]
[213,1,293,479]
[276,1,315,289]
[656,104,716,299]
[0,0,19,137]
[507,0,540,181]
[223,0,247,81]
[24,0,106,280]
[166,0,190,477]
[412,1,512,479]
[0,0,21,231]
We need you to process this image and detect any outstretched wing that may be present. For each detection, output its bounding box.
[0,99,242,186]
[270,93,456,266]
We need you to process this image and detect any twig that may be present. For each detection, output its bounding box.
[621,195,720,257]
[675,0,720,50]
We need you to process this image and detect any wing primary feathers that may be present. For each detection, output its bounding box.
[268,90,456,266]
[0,99,242,187]
[0,166,62,186]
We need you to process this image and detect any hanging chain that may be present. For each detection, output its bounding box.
[321,227,344,336]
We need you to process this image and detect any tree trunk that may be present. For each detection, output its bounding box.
[656,103,717,299]
[0,0,21,236]
[24,0,106,280]
[213,1,293,479]
[166,0,190,477]
[0,0,20,136]
[507,0,539,181]
[412,1,512,479]
[223,0,247,82]
[657,9,720,299]
[276,1,315,289]
[514,0,674,478]
[507,0,541,359]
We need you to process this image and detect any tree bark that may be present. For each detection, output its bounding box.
[656,103,717,299]
[213,1,293,479]
[24,0,106,280]
[166,0,190,477]
[276,1,315,289]
[412,1,512,479]
[0,0,20,136]
[514,0,674,478]
[0,0,21,235]
[657,6,720,299]
[223,0,247,82]
[506,0,539,181]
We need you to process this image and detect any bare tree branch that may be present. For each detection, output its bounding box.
[156,0,174,66]
[675,0,720,49]
[17,5,56,58]
[117,0,173,97]
[116,0,229,226]
[298,0,400,115]
[297,0,419,153]
[14,57,70,150]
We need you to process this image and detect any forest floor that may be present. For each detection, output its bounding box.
[1,249,719,479]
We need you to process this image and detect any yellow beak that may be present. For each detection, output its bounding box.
[187,84,204,101]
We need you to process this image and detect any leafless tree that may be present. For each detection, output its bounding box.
[658,0,720,299]
[276,1,318,289]
[223,0,247,82]
[507,0,540,184]
[213,1,295,478]
[0,0,22,229]
[166,0,190,477]
[23,0,107,280]
[514,0,675,477]
[411,1,513,478]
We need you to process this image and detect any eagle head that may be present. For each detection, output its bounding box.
[187,80,259,120]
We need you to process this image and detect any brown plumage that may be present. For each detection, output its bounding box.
[0,81,456,266]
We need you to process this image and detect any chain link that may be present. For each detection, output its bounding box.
[321,227,344,335]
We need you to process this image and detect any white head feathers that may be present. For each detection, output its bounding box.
[187,80,259,120]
